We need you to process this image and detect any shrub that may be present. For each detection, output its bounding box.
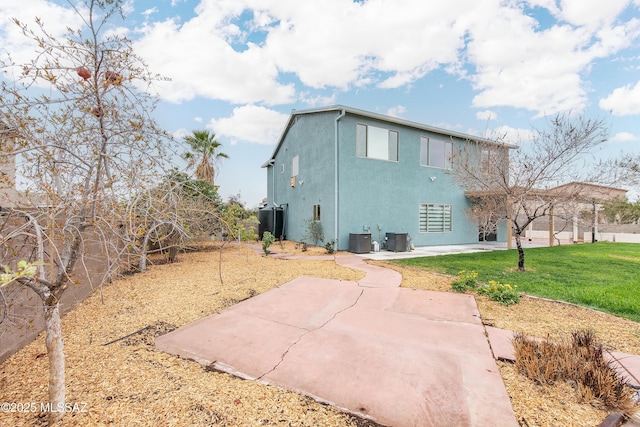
[261,231,275,255]
[513,330,634,410]
[477,280,519,305]
[302,219,324,246]
[324,239,337,254]
[451,270,478,292]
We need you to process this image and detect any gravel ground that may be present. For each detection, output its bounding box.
[0,241,637,426]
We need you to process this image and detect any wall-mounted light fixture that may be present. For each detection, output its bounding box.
[430,176,437,182]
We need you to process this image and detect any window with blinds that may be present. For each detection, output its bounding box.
[419,204,452,232]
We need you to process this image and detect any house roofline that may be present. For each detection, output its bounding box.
[551,181,628,194]
[261,105,518,168]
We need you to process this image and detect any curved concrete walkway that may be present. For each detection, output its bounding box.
[156,251,519,426]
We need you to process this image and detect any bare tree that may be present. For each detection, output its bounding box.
[612,153,640,188]
[0,1,172,423]
[126,171,223,272]
[452,114,610,271]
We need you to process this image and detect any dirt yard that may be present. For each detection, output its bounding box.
[0,241,638,426]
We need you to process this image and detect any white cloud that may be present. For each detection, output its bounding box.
[298,92,337,108]
[489,125,537,145]
[386,105,406,118]
[208,105,289,145]
[467,9,593,116]
[4,0,640,121]
[172,128,190,140]
[558,0,629,29]
[103,26,130,39]
[126,0,640,117]
[467,2,640,117]
[122,0,135,16]
[133,15,295,105]
[259,0,469,90]
[132,0,474,101]
[0,0,85,65]
[476,110,498,121]
[600,81,640,116]
[610,132,638,142]
[142,8,158,18]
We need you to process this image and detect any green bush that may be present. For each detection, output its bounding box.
[450,270,478,292]
[324,239,337,254]
[262,231,275,255]
[304,219,324,246]
[477,280,520,306]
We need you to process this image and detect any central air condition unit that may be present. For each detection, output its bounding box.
[386,232,408,252]
[349,233,371,254]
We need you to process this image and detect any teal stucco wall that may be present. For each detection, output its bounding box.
[336,113,484,250]
[265,108,507,251]
[266,111,337,244]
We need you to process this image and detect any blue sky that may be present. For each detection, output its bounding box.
[2,0,640,207]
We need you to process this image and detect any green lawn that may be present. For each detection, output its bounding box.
[393,242,640,322]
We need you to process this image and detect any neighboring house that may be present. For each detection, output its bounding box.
[0,124,22,208]
[521,182,629,244]
[261,105,513,251]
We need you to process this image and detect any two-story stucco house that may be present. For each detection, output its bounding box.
[261,105,512,252]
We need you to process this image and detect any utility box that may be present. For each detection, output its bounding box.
[349,233,371,254]
[258,206,285,240]
[386,232,408,252]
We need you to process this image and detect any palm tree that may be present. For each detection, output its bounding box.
[183,130,229,186]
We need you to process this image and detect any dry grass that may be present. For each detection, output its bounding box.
[0,242,368,427]
[513,330,635,410]
[0,241,638,427]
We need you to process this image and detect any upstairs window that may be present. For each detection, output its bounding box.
[481,147,507,173]
[356,124,399,162]
[292,155,299,177]
[419,204,452,233]
[420,137,452,169]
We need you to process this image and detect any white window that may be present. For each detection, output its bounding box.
[481,147,507,173]
[419,204,452,233]
[356,124,399,161]
[292,155,299,176]
[420,137,452,169]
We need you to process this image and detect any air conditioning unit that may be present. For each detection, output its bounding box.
[386,232,408,252]
[349,233,371,254]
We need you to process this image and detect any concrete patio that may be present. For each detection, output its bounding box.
[156,244,640,426]
[156,253,518,426]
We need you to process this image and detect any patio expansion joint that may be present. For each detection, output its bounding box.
[256,287,365,380]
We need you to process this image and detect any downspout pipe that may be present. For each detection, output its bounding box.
[268,159,282,236]
[262,159,279,236]
[265,159,277,208]
[334,108,346,246]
